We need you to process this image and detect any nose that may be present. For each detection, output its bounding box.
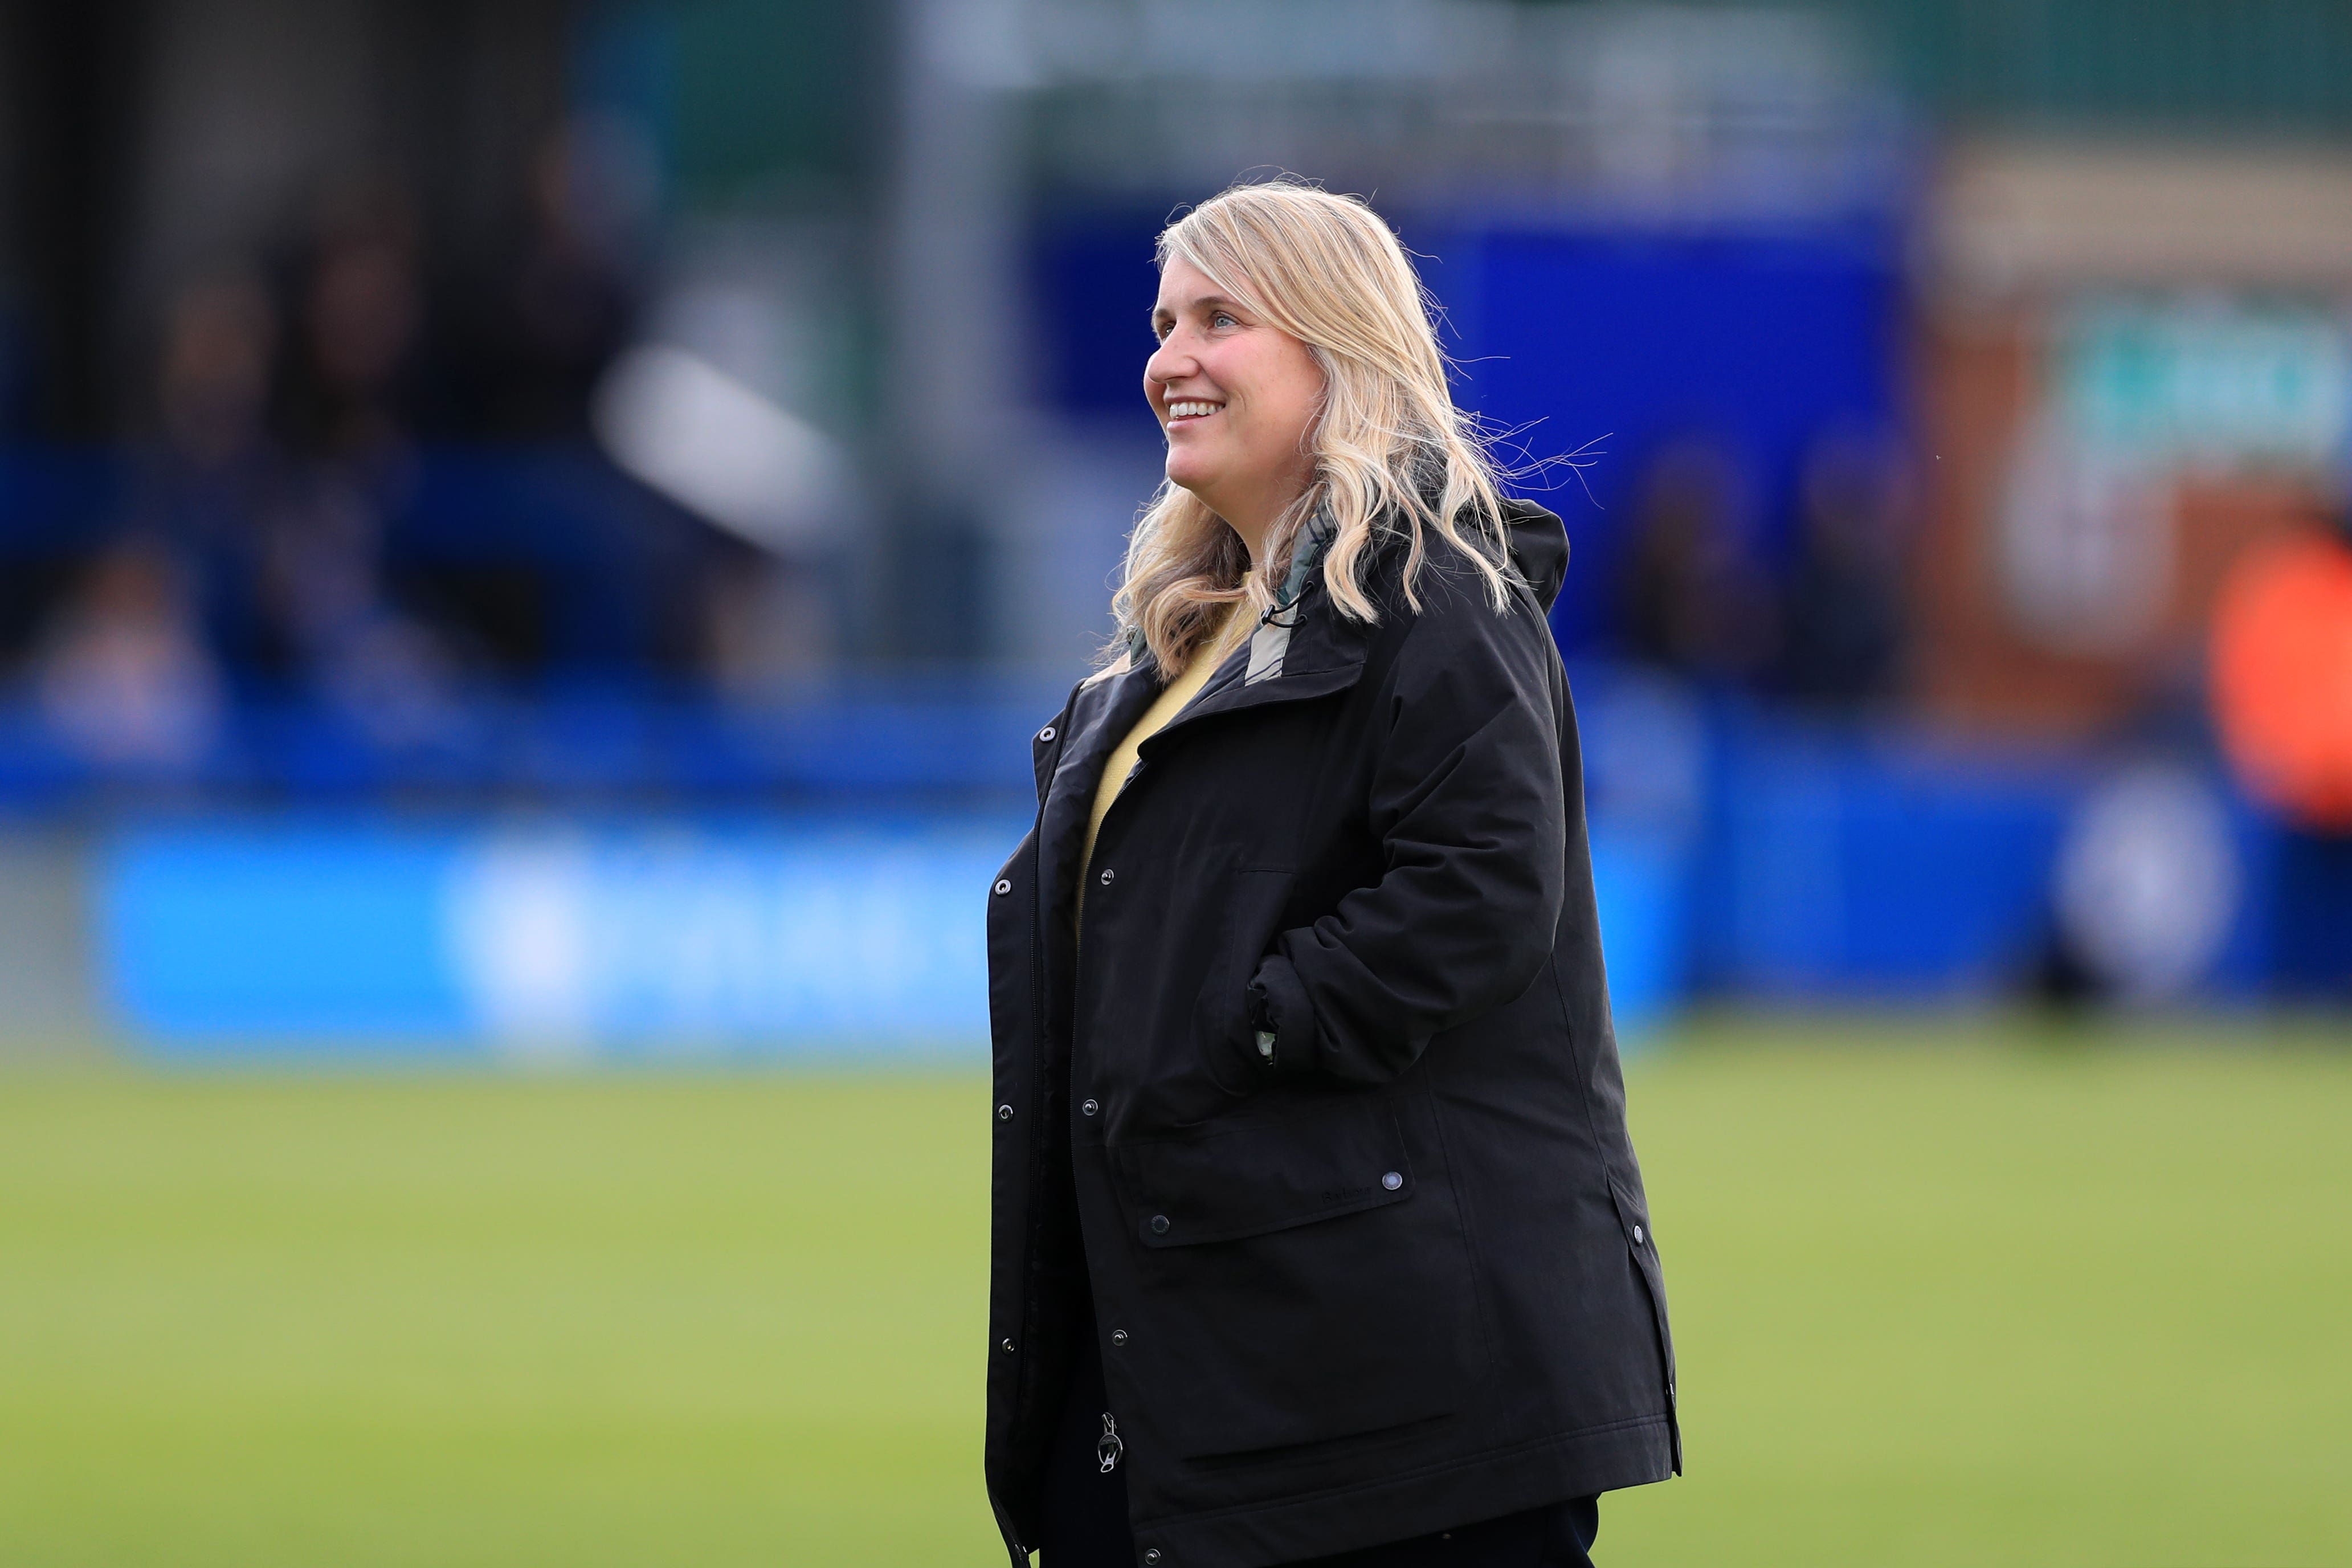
[1144,334,1195,397]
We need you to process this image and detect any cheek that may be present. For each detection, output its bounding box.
[1268,362,1324,450]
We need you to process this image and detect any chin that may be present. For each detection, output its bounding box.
[1164,445,1224,493]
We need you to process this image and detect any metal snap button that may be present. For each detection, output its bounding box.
[1038,725,1055,741]
[1110,1329,1128,1346]
[1099,867,1115,885]
[997,1104,1013,1120]
[1632,1223,1645,1244]
[1081,1099,1099,1116]
[1149,1214,1170,1235]
[993,879,1011,895]
[1001,1338,1015,1353]
[1144,1551,1161,1565]
[1381,1171,1403,1191]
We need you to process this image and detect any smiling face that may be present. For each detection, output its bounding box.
[1146,255,1326,562]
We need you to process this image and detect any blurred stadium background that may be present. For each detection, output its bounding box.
[0,1,2347,1563]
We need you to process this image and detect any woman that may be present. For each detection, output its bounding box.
[984,181,1676,1568]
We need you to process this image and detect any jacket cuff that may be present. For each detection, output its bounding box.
[1246,952,1319,1080]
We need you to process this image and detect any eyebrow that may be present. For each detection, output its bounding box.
[1149,293,1243,325]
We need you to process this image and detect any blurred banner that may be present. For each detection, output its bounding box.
[88,812,1692,1055]
[100,817,1020,1054]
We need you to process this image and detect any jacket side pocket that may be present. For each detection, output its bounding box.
[1189,865,1295,1100]
[1109,1092,1483,1459]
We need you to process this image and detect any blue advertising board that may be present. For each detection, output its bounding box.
[100,817,1026,1057]
[96,812,1692,1058]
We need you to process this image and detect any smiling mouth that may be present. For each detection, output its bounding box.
[1166,399,1223,423]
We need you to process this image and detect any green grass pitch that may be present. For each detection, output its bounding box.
[2,1018,2347,1566]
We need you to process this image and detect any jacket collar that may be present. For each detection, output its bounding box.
[1043,501,1563,800]
[1054,508,1371,797]
[1137,533,1371,755]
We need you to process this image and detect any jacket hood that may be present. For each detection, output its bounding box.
[1500,498,1569,613]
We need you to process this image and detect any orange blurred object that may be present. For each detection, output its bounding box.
[2211,530,2352,830]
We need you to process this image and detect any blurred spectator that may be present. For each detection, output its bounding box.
[275,179,430,460]
[481,118,648,438]
[704,550,840,699]
[135,275,287,673]
[259,179,456,737]
[2209,509,2352,832]
[263,467,456,746]
[1618,435,1779,684]
[36,537,223,770]
[1778,427,1909,705]
[159,277,277,470]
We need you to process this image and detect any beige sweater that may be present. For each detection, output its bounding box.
[1076,595,1252,924]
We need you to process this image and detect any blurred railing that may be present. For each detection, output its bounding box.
[0,679,1064,809]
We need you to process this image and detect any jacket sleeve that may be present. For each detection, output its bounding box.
[1246,584,1568,1085]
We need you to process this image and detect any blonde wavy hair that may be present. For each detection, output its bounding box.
[1108,179,1517,676]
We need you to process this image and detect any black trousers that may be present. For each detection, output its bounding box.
[1037,1329,1600,1567]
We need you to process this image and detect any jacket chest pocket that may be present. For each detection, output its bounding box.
[1106,1091,1485,1460]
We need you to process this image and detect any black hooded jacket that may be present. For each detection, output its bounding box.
[983,500,1677,1566]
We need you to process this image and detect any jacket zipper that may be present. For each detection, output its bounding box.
[1096,1411,1124,1472]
